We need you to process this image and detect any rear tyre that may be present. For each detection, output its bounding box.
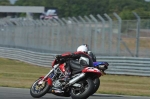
[30,78,51,98]
[70,78,94,99]
[91,78,100,95]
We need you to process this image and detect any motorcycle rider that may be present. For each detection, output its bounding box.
[55,44,96,83]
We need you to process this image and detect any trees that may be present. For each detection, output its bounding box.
[0,0,11,5]
[0,0,12,18]
[1,0,149,19]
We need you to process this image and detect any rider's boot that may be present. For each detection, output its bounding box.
[65,70,71,82]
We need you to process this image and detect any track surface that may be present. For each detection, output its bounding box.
[0,87,149,99]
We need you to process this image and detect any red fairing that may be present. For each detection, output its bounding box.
[40,77,52,86]
[61,52,71,56]
[82,67,101,77]
[59,63,66,73]
[47,78,52,86]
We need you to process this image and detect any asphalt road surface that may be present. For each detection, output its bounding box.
[0,87,149,99]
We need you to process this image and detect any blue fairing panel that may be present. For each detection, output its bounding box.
[93,62,106,67]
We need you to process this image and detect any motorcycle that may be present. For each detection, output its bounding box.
[30,56,108,99]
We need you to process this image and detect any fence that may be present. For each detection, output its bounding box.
[0,46,150,76]
[0,13,150,57]
[0,12,150,76]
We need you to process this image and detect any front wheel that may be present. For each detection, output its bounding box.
[30,78,51,98]
[70,78,94,99]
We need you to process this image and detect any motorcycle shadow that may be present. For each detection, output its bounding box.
[42,98,70,99]
[92,94,123,98]
[41,98,71,99]
[39,95,71,99]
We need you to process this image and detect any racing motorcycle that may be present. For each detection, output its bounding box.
[30,56,108,99]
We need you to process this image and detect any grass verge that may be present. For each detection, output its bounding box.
[0,58,150,97]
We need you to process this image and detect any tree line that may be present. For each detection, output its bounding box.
[0,0,150,19]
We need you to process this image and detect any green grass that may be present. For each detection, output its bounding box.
[99,75,150,96]
[0,58,150,97]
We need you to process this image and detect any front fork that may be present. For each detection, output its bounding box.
[38,64,59,85]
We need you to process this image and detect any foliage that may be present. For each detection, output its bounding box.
[0,0,12,17]
[0,0,11,5]
[1,0,150,19]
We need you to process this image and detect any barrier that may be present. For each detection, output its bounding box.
[0,47,150,76]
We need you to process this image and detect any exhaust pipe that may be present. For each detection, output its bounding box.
[51,89,64,94]
[68,73,85,86]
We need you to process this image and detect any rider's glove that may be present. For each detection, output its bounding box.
[55,55,61,59]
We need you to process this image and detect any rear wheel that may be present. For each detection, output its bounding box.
[91,78,100,95]
[30,78,51,98]
[70,78,94,99]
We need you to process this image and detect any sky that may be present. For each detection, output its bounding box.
[9,0,17,4]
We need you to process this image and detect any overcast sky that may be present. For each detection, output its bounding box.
[9,0,17,4]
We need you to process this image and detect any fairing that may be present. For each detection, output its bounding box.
[82,67,101,77]
[40,76,52,86]
[59,63,66,73]
[93,62,106,66]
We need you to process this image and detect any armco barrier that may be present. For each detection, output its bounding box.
[0,47,150,76]
[96,56,150,76]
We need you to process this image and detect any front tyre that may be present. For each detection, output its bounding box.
[30,78,51,98]
[70,78,94,99]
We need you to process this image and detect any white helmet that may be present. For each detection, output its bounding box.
[77,45,88,53]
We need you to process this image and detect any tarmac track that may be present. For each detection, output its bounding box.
[0,87,149,99]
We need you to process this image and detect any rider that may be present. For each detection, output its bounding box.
[55,44,96,82]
